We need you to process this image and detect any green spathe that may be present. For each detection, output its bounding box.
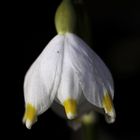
[55,0,76,34]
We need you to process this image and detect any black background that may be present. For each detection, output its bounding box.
[5,0,140,139]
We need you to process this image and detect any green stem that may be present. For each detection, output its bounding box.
[81,111,98,140]
[83,123,96,140]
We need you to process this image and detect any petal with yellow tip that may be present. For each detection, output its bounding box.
[63,99,77,119]
[24,34,64,116]
[67,33,114,108]
[22,103,37,129]
[102,89,116,123]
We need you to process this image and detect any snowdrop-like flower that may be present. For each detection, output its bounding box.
[23,32,115,129]
[23,0,116,129]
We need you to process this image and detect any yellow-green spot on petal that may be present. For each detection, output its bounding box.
[63,99,77,120]
[102,90,116,123]
[102,90,113,113]
[23,103,37,129]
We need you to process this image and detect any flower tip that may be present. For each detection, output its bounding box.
[22,116,33,129]
[25,120,32,129]
[66,112,77,120]
[105,107,116,123]
[22,117,32,129]
[102,89,116,123]
[63,99,77,120]
[105,114,115,124]
[22,103,37,129]
[22,117,37,129]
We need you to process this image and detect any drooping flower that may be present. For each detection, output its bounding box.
[23,0,116,129]
[23,32,115,129]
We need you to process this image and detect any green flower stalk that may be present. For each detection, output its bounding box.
[82,112,97,140]
[55,0,76,34]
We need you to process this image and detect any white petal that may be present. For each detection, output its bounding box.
[66,33,114,108]
[57,35,82,103]
[78,94,104,116]
[24,34,64,115]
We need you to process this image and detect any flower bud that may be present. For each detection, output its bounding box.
[55,0,76,34]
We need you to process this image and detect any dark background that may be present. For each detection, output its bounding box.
[6,0,140,139]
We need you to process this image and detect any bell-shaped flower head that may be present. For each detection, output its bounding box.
[23,0,116,129]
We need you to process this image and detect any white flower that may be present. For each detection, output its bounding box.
[23,32,116,129]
